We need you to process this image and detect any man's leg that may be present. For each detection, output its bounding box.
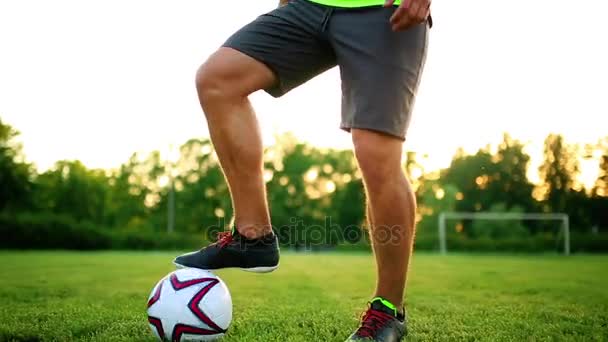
[353,129,416,309]
[173,48,281,272]
[333,10,426,339]
[331,10,427,315]
[193,0,336,239]
[175,0,337,272]
[195,47,275,239]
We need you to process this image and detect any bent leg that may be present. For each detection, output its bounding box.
[197,1,337,238]
[196,47,276,238]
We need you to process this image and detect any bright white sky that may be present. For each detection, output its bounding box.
[1,0,607,184]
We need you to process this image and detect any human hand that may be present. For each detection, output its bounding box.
[384,0,431,32]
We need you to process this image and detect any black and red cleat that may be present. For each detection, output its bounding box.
[173,229,280,273]
[346,298,407,342]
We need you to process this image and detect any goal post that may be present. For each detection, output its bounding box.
[438,212,570,256]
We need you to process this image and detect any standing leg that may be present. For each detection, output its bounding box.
[330,13,427,321]
[353,129,417,309]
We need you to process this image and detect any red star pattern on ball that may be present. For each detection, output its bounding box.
[147,274,226,341]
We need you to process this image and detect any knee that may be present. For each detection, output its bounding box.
[352,131,403,189]
[195,63,234,108]
[354,145,392,189]
[194,48,275,115]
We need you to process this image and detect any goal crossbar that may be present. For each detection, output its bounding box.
[438,212,570,255]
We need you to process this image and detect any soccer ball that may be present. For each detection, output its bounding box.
[147,268,232,341]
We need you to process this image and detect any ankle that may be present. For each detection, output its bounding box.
[235,224,273,239]
[371,296,403,316]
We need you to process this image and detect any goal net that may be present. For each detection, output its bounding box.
[437,212,570,255]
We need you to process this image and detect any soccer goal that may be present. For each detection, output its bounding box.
[437,212,570,255]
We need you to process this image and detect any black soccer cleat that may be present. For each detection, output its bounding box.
[346,298,408,342]
[173,229,280,273]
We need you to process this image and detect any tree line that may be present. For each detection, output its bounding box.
[1,118,607,252]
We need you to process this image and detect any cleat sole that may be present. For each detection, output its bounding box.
[173,260,279,273]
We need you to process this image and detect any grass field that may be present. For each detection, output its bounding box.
[0,252,607,342]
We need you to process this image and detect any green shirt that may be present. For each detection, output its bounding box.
[306,0,401,7]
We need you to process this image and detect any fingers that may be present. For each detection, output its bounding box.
[384,0,396,7]
[389,0,430,31]
[389,6,408,25]
[416,0,431,21]
[408,0,421,18]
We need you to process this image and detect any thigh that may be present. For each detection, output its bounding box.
[200,47,277,98]
[224,0,338,97]
[329,7,429,140]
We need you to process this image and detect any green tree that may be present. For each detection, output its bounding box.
[35,160,110,223]
[440,147,495,213]
[0,118,33,211]
[165,139,231,234]
[104,153,151,230]
[440,134,535,215]
[432,134,536,237]
[492,134,535,211]
[119,150,168,231]
[592,138,608,197]
[538,134,579,212]
[441,134,533,211]
[590,138,608,231]
[416,181,461,242]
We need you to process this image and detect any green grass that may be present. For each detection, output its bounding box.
[0,252,607,341]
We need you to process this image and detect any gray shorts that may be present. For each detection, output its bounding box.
[224,0,429,140]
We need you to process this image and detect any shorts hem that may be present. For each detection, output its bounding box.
[340,124,406,141]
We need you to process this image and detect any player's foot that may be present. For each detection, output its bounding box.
[173,228,280,273]
[345,297,407,342]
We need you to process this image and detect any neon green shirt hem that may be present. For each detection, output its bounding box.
[306,0,401,8]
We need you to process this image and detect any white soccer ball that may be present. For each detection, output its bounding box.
[147,268,232,341]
